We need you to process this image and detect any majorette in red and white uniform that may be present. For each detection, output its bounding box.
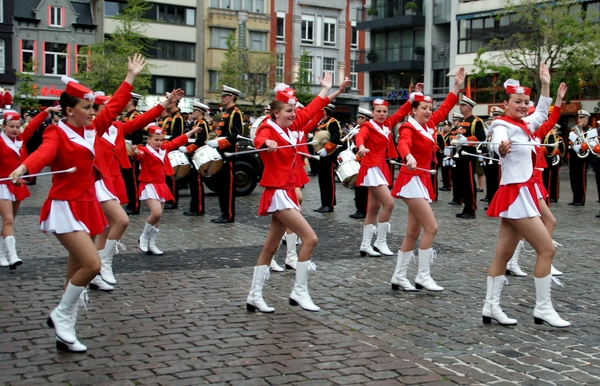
[293,104,323,187]
[391,92,458,202]
[135,126,190,203]
[354,99,411,187]
[254,89,331,216]
[486,83,552,218]
[0,110,49,201]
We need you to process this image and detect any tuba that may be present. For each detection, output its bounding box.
[585,128,600,156]
[543,131,562,166]
[569,125,591,158]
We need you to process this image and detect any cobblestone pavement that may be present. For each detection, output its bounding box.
[1,166,600,385]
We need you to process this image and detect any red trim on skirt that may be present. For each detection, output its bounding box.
[486,175,540,217]
[258,187,299,216]
[533,169,547,199]
[0,181,30,201]
[357,160,392,186]
[391,171,434,199]
[40,199,108,236]
[139,182,174,202]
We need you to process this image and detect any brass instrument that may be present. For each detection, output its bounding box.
[585,128,600,156]
[569,125,591,158]
[543,131,563,166]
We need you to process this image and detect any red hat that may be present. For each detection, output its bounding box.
[372,98,389,107]
[147,125,163,135]
[3,110,20,122]
[410,92,432,103]
[94,91,110,105]
[275,88,298,105]
[61,76,94,101]
[503,79,531,96]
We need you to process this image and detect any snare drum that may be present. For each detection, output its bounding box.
[125,140,134,156]
[336,160,360,188]
[168,150,191,180]
[192,146,223,176]
[337,149,356,164]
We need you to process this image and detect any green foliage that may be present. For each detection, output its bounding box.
[73,0,153,94]
[15,60,41,110]
[472,0,600,102]
[367,7,379,16]
[294,49,315,105]
[404,2,418,11]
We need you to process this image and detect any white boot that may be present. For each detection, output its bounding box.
[414,248,444,291]
[391,250,417,291]
[99,239,117,285]
[359,224,380,257]
[139,223,152,253]
[47,282,87,349]
[284,233,298,270]
[533,275,570,327]
[147,226,164,255]
[89,275,114,292]
[482,276,517,325]
[269,257,284,272]
[289,260,320,311]
[551,264,563,276]
[0,236,8,267]
[246,265,275,313]
[4,236,22,270]
[506,240,527,277]
[373,222,394,256]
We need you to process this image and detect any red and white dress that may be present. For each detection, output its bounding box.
[392,93,458,202]
[254,96,331,216]
[531,104,562,201]
[0,111,49,201]
[136,134,189,202]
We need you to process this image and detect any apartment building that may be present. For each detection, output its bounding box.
[0,0,16,98]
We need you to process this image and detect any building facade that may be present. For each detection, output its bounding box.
[0,0,17,99]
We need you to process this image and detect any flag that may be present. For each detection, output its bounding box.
[465,77,471,99]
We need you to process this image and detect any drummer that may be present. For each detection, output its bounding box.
[135,124,201,255]
[182,102,211,217]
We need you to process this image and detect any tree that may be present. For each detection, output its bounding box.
[294,49,315,106]
[15,60,41,111]
[472,0,600,102]
[73,0,153,94]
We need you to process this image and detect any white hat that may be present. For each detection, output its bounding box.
[357,107,373,119]
[130,92,141,101]
[459,95,476,107]
[554,124,561,130]
[452,112,464,120]
[326,103,335,110]
[490,106,504,115]
[193,101,210,112]
[221,85,241,97]
[578,109,591,118]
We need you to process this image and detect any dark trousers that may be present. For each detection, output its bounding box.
[431,160,439,201]
[451,161,462,204]
[214,160,236,220]
[188,168,205,214]
[456,155,477,214]
[484,161,500,202]
[317,153,337,207]
[543,165,560,202]
[355,186,368,214]
[308,144,319,175]
[568,153,587,204]
[123,159,141,213]
[166,175,179,207]
[442,165,452,189]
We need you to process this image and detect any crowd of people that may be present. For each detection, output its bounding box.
[4,55,600,354]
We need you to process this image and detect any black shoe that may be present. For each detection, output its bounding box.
[573,202,584,206]
[484,207,489,210]
[212,216,234,223]
[567,201,575,205]
[456,213,476,219]
[349,212,366,219]
[596,212,600,218]
[440,187,450,191]
[448,201,461,205]
[314,206,325,212]
[164,203,178,210]
[480,197,489,202]
[477,188,484,193]
[183,211,203,216]
[550,198,557,203]
[316,206,334,213]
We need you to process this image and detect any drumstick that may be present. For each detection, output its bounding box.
[223,139,321,157]
[0,167,77,182]
[451,140,559,148]
[460,151,499,162]
[237,135,254,141]
[298,151,320,160]
[389,160,437,174]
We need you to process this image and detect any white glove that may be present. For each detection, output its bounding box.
[318,148,327,157]
[178,146,187,153]
[458,136,467,144]
[207,139,219,148]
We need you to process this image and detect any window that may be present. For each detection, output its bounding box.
[351,23,358,49]
[152,4,195,25]
[276,13,285,41]
[151,76,195,96]
[301,15,314,44]
[299,56,313,84]
[276,53,284,83]
[210,0,265,13]
[350,59,357,89]
[248,31,267,51]
[0,0,4,23]
[49,6,64,27]
[208,70,220,91]
[323,17,336,46]
[149,40,195,61]
[211,28,234,49]
[76,45,90,73]
[21,40,35,72]
[323,57,335,84]
[0,40,5,74]
[104,1,127,16]
[44,42,68,75]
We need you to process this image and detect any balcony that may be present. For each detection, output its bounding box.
[356,46,425,72]
[357,0,425,30]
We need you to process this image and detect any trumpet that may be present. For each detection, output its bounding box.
[569,125,591,158]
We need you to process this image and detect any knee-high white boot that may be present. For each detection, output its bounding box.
[270,257,284,272]
[47,282,88,352]
[0,236,8,267]
[4,236,22,270]
[533,275,570,327]
[139,223,152,253]
[482,276,517,325]
[550,240,563,276]
[147,226,164,255]
[391,250,417,291]
[373,222,394,256]
[289,260,320,311]
[360,224,380,257]
[246,265,275,313]
[414,248,444,291]
[99,239,118,284]
[506,240,527,277]
[284,233,298,270]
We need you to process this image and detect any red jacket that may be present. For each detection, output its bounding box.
[136,134,189,184]
[532,106,562,169]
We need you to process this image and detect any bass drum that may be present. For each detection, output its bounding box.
[250,115,268,141]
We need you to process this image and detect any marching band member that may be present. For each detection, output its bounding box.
[122,92,143,216]
[349,108,373,219]
[313,104,342,213]
[135,124,201,255]
[542,124,564,204]
[481,106,504,207]
[246,73,349,313]
[448,113,463,205]
[432,124,446,200]
[483,63,570,328]
[567,110,592,206]
[183,101,211,217]
[0,107,60,269]
[355,92,415,257]
[390,68,466,292]
[160,100,185,210]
